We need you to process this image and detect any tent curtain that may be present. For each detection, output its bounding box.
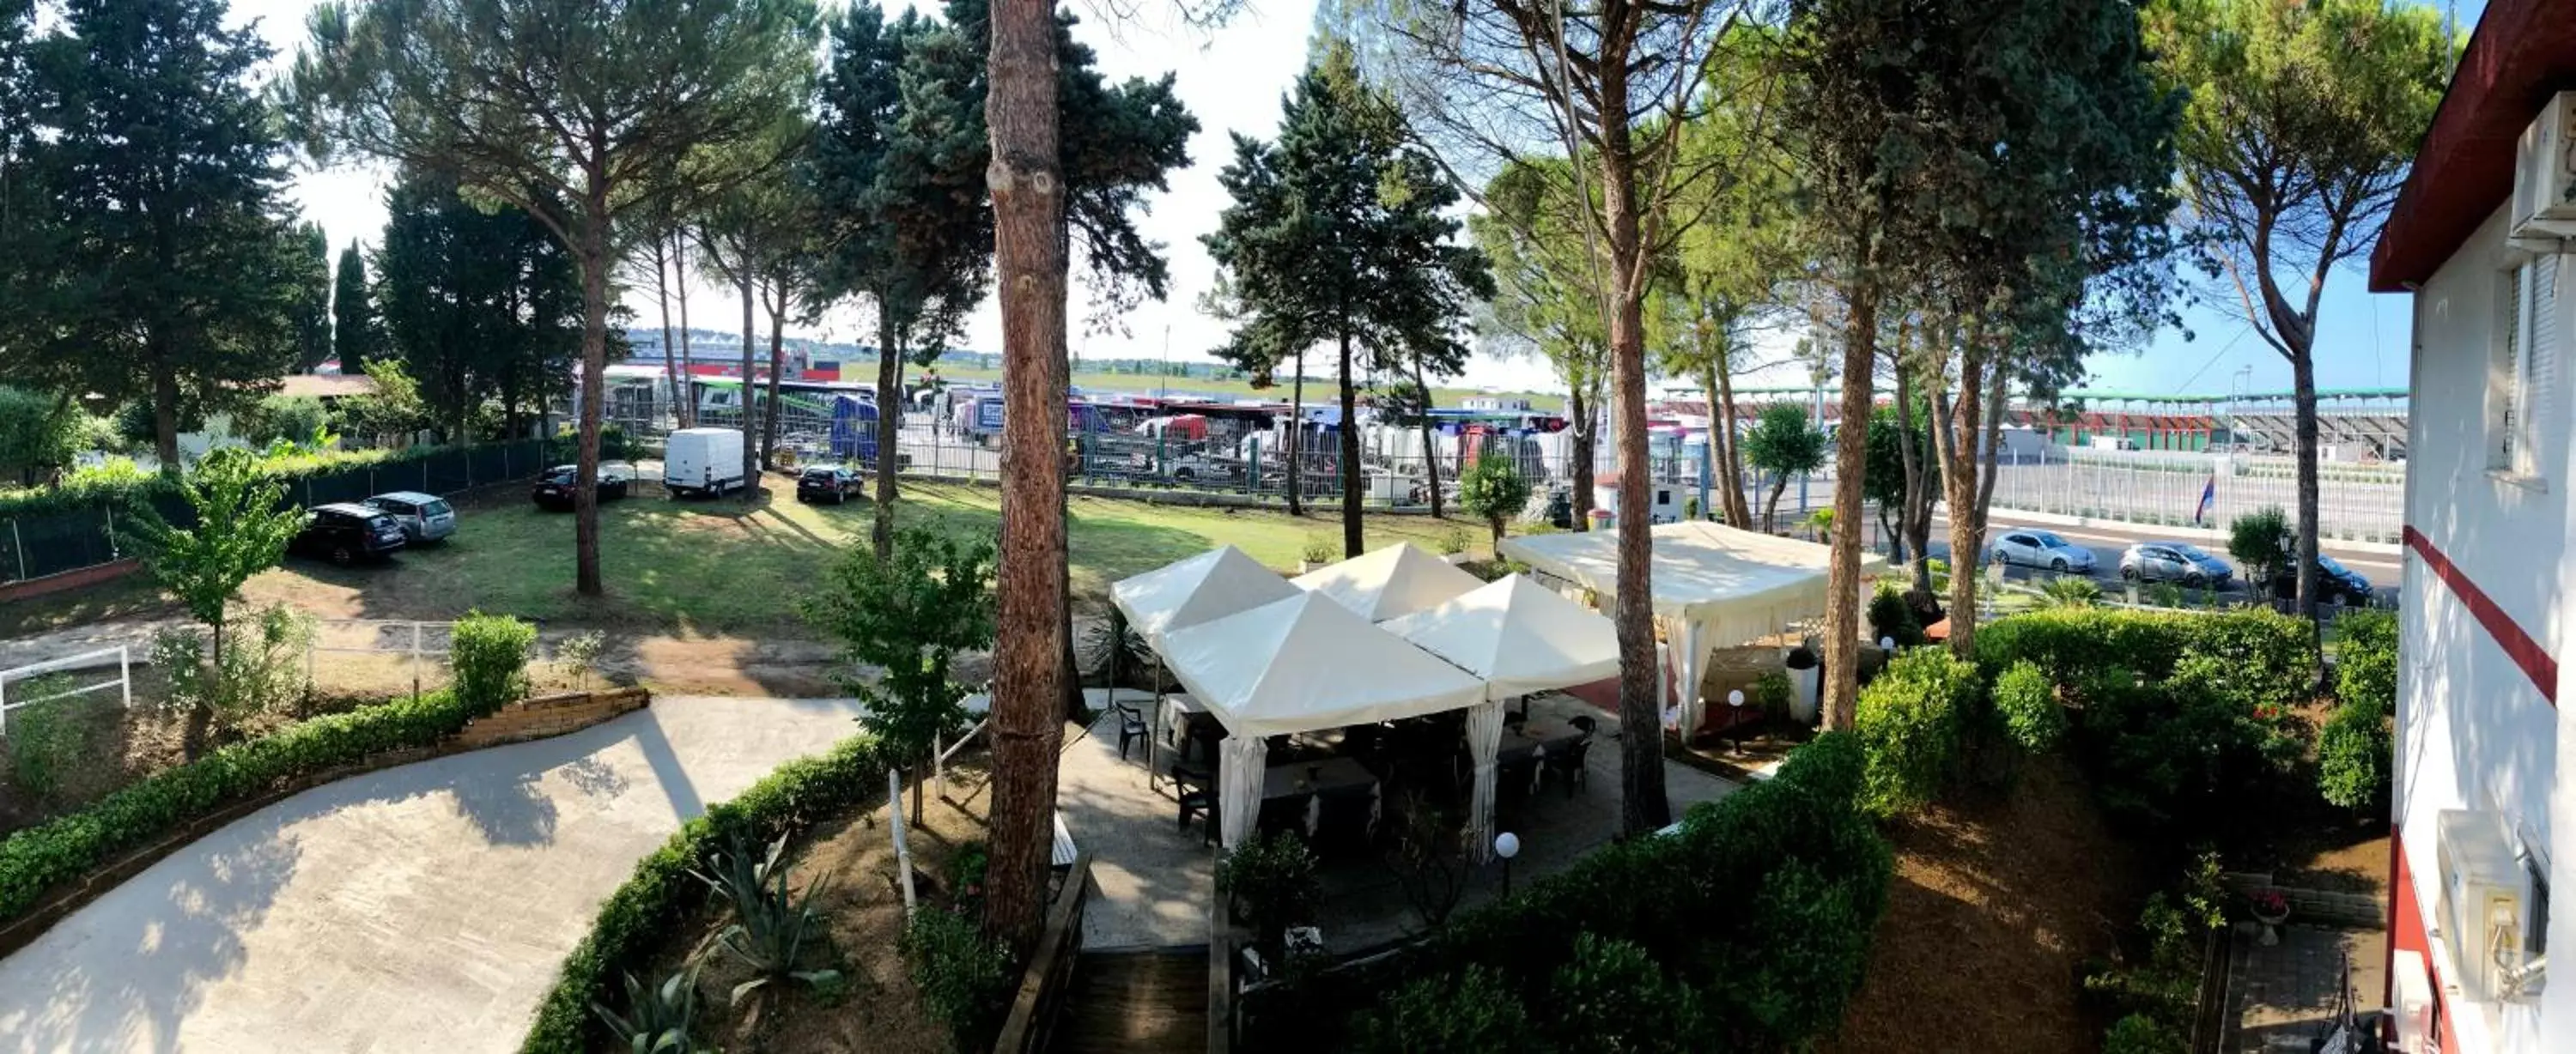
[1668,621,1706,737]
[1464,699,1505,863]
[1218,735,1267,850]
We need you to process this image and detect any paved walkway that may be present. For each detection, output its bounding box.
[2221,923,2385,1053]
[0,696,867,1054]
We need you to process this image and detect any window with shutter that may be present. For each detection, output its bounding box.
[2491,263,2526,472]
[2525,254,2559,482]
[2489,258,2556,480]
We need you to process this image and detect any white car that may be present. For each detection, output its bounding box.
[1990,530,2098,573]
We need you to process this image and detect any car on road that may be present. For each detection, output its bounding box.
[1990,530,2098,573]
[362,491,458,544]
[292,503,409,566]
[2272,554,2376,606]
[2118,542,2233,587]
[532,461,637,511]
[797,465,866,504]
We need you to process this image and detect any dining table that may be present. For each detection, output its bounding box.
[1261,756,1382,841]
[1495,720,1588,795]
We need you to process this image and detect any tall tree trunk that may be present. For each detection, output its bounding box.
[983,0,1069,954]
[763,298,786,469]
[1339,330,1362,557]
[1894,346,1928,589]
[1570,379,1595,530]
[1601,126,1669,837]
[1285,349,1304,515]
[2291,348,2320,621]
[654,238,681,431]
[1821,271,1880,731]
[1938,328,1988,657]
[150,354,180,470]
[1973,363,2006,548]
[673,234,696,428]
[738,268,758,504]
[1714,354,1749,529]
[1413,357,1443,518]
[574,205,610,598]
[873,312,902,561]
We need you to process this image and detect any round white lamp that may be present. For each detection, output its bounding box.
[1495,831,1522,896]
[1879,635,1896,651]
[1727,688,1748,754]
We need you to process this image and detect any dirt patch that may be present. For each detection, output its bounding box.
[1822,754,2142,1054]
[629,754,997,1054]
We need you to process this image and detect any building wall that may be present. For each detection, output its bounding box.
[2394,202,2572,1052]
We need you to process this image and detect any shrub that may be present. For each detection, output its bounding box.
[154,604,316,747]
[1854,649,1980,817]
[1218,830,1321,951]
[2102,1013,2185,1054]
[2081,653,2300,832]
[1542,932,1709,1051]
[1300,536,1335,565]
[1971,608,2313,705]
[2335,609,2397,712]
[1457,455,1533,550]
[1990,659,2066,755]
[554,631,606,691]
[2146,581,2184,609]
[1351,965,1536,1054]
[1291,731,1890,1053]
[519,734,890,1054]
[2038,575,2102,608]
[592,966,704,1053]
[1437,525,1471,556]
[691,833,841,1003]
[1750,670,1795,725]
[0,689,482,921]
[451,612,537,716]
[2228,506,2293,592]
[1867,582,1923,646]
[2318,700,2391,811]
[903,907,1013,1053]
[5,679,100,807]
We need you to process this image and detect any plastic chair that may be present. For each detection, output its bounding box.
[1115,700,1150,760]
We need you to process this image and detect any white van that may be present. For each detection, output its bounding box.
[664,427,749,498]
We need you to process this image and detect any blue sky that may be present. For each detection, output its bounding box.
[244,0,2477,399]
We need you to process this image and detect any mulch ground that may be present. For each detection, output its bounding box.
[1821,753,2143,1054]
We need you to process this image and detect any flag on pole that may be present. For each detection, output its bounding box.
[2193,475,2217,527]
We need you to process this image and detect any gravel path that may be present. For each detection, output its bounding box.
[0,696,866,1054]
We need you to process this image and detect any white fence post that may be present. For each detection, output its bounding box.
[118,646,131,709]
[9,518,23,581]
[889,768,918,917]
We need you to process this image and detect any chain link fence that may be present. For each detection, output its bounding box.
[0,437,562,588]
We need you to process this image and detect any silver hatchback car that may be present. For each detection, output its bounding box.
[363,491,458,543]
[1990,530,2098,573]
[2118,542,2233,586]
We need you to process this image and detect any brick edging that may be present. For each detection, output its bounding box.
[0,687,652,960]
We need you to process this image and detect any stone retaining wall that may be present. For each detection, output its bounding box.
[457,687,651,748]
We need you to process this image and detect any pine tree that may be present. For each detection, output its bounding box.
[1205,41,1490,559]
[31,0,300,468]
[377,166,582,441]
[288,223,334,373]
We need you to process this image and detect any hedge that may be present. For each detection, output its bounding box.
[1854,649,1980,817]
[1971,607,2314,705]
[1261,731,1890,1052]
[519,733,891,1054]
[0,688,482,921]
[0,435,567,519]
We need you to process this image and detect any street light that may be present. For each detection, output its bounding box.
[1495,832,1521,897]
[1727,689,1747,755]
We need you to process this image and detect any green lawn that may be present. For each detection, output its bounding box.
[231,477,1469,636]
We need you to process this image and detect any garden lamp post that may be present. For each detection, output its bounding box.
[1495,832,1521,897]
[1727,689,1747,755]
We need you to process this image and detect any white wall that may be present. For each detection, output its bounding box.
[2397,203,2573,1051]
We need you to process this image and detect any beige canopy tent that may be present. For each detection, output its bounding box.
[1109,544,1301,643]
[1498,520,1885,735]
[1291,542,1486,622]
[1156,591,1487,848]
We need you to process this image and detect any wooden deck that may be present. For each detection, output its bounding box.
[1049,948,1209,1054]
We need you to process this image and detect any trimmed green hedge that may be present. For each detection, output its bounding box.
[1854,649,1980,817]
[1972,607,2313,705]
[0,688,481,921]
[519,733,891,1054]
[1263,731,1890,1051]
[0,435,566,518]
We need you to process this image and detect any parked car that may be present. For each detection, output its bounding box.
[1990,530,2098,573]
[797,465,866,504]
[291,503,409,566]
[362,491,458,544]
[531,461,636,511]
[2272,554,2376,606]
[2117,542,2233,587]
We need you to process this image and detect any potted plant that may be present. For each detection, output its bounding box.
[1783,645,1821,724]
[1298,538,1334,574]
[1216,832,1321,961]
[1437,526,1473,565]
[2249,888,2290,946]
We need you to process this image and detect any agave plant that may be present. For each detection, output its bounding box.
[690,833,843,1004]
[592,966,702,1051]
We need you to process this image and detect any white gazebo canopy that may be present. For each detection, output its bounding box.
[1381,573,1620,700]
[1498,520,1886,732]
[1157,590,1487,848]
[1291,542,1485,622]
[1109,545,1300,644]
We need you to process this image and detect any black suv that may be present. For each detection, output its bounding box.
[797,465,865,505]
[532,461,635,511]
[292,503,409,565]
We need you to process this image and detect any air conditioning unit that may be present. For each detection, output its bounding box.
[2509,91,2576,244]
[2433,809,2535,1002]
[2389,950,2435,1054]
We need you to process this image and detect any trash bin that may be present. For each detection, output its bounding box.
[1589,508,1615,531]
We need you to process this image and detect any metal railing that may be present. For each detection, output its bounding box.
[0,646,132,734]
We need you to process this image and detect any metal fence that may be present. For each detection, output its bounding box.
[306,620,455,701]
[0,437,563,588]
[1985,448,2404,543]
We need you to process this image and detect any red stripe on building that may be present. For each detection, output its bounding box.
[2403,525,2560,706]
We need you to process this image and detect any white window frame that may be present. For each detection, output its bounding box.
[2490,255,2559,482]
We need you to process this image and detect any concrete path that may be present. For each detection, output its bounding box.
[0,695,867,1054]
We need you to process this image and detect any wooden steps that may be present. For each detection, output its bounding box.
[1048,948,1209,1054]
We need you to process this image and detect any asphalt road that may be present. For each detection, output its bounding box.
[1919,512,2403,595]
